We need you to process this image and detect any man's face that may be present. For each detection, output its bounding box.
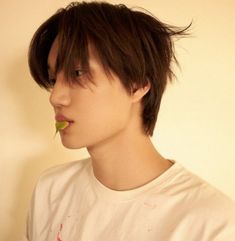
[47,37,135,149]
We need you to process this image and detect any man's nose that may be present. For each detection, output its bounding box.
[49,72,71,108]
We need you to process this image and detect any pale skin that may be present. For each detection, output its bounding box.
[48,37,173,191]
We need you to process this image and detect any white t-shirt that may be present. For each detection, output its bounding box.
[24,158,235,241]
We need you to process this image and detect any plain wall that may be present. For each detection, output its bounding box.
[0,0,234,240]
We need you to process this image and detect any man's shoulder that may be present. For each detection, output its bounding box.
[174,163,235,212]
[159,162,235,239]
[34,157,91,194]
[186,179,235,220]
[187,183,235,240]
[171,163,235,228]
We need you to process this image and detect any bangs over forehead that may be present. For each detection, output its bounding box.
[28,2,96,90]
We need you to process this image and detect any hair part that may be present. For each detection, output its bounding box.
[28,1,191,136]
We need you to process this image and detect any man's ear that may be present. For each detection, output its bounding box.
[131,81,151,103]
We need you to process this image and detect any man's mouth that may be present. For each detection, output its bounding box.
[55,114,74,123]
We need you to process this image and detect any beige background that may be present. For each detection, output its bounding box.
[0,0,234,240]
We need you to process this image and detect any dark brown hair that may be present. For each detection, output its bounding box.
[28,1,191,136]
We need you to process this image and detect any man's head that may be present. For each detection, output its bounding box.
[28,1,189,137]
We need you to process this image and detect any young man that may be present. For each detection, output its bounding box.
[25,1,235,241]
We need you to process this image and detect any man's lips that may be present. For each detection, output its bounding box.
[55,114,74,123]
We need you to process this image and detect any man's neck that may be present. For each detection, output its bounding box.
[87,130,173,191]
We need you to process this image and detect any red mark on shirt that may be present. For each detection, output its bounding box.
[57,224,63,241]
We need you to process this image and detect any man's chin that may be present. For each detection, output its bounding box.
[61,140,85,149]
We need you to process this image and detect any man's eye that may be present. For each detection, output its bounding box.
[75,69,84,77]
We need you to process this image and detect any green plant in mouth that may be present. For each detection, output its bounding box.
[54,121,69,138]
